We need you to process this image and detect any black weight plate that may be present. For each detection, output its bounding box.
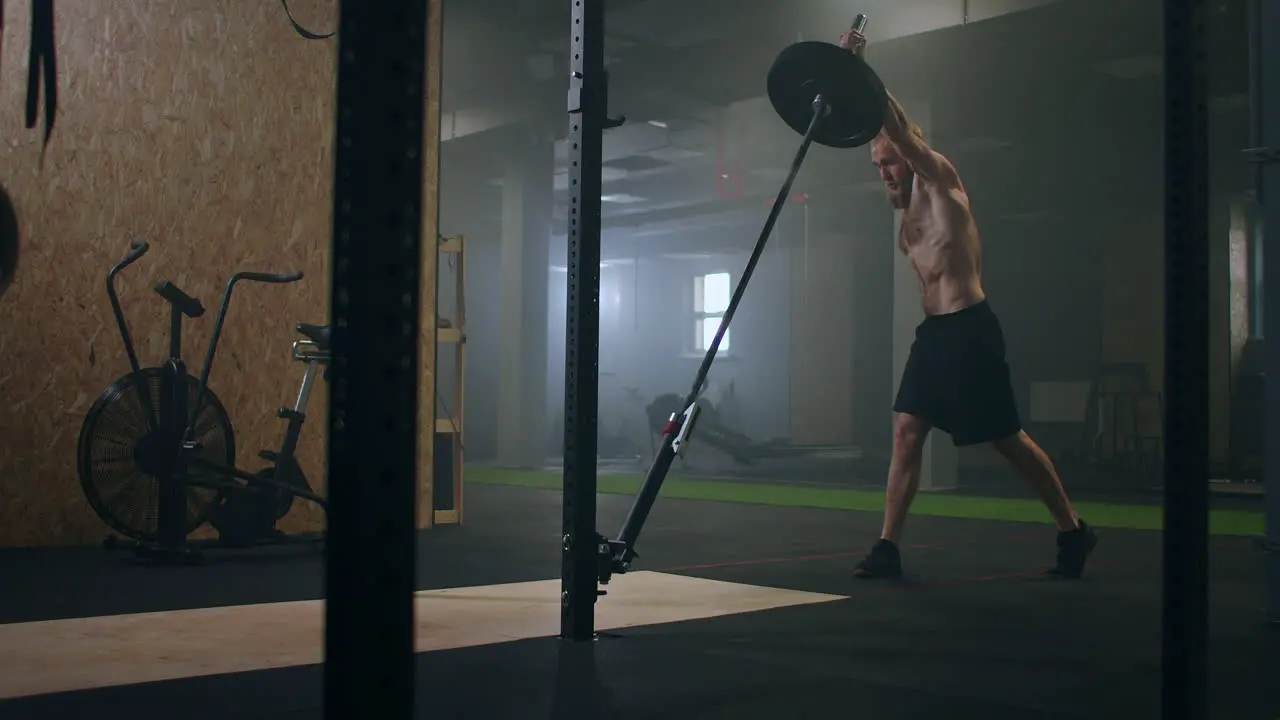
[767,41,888,149]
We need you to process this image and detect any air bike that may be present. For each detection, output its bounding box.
[78,239,330,564]
[593,15,889,589]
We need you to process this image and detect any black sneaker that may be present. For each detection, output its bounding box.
[1046,521,1098,579]
[854,539,903,579]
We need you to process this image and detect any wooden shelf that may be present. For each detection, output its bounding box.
[433,234,466,526]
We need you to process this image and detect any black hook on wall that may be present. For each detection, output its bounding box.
[281,0,335,40]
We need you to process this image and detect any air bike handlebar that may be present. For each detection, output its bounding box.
[188,268,305,433]
[235,270,304,285]
[100,237,306,430]
[118,237,150,268]
[107,238,152,375]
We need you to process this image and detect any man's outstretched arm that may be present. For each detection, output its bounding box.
[845,31,960,188]
[880,93,960,188]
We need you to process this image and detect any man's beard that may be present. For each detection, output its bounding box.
[887,173,914,209]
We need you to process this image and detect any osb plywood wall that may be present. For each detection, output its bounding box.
[0,0,442,547]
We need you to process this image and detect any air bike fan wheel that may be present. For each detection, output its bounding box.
[77,367,236,541]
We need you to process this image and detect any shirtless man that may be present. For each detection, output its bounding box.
[842,31,1098,580]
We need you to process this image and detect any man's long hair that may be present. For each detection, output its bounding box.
[871,123,925,152]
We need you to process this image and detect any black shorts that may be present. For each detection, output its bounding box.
[893,300,1022,446]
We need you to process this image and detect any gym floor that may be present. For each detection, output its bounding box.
[0,481,1274,719]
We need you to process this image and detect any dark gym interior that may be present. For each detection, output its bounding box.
[0,0,1274,718]
[444,0,1255,491]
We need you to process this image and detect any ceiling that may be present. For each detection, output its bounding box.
[437,0,1253,258]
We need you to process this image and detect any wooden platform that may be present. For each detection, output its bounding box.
[0,571,843,700]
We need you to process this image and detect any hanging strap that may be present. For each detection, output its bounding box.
[281,0,334,40]
[24,0,56,163]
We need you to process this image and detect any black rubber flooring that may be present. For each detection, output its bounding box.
[1,483,1275,719]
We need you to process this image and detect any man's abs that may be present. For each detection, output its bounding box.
[902,190,985,316]
[916,266,985,316]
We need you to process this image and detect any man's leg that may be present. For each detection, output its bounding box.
[855,412,930,579]
[991,430,1079,532]
[991,430,1098,578]
[882,412,931,543]
[939,302,1098,578]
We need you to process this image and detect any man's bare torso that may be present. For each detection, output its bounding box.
[898,173,986,316]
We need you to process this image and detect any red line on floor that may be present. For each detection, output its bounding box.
[655,551,862,573]
[860,563,1109,595]
[648,532,1108,593]
[654,560,1108,595]
[651,531,1045,574]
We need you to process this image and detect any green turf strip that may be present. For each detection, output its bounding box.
[467,468,1264,537]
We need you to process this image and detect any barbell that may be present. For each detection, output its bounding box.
[766,14,889,149]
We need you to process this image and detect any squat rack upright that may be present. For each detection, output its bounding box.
[323,0,429,718]
[560,0,613,643]
[1161,0,1211,718]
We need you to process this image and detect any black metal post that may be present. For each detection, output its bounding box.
[561,0,606,641]
[156,357,188,556]
[1161,0,1210,717]
[323,1,428,717]
[1258,0,1280,626]
[168,304,183,360]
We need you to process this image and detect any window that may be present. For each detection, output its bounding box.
[694,272,732,353]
